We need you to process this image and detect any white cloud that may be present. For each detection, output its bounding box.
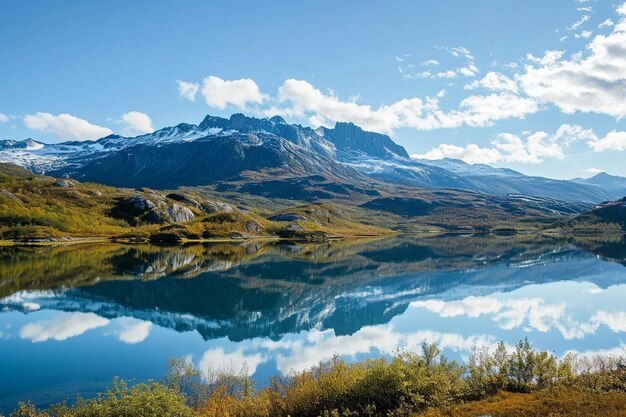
[410,292,625,340]
[575,30,593,38]
[447,46,474,61]
[412,296,504,318]
[0,113,9,123]
[176,80,200,102]
[518,17,626,119]
[199,346,265,376]
[599,18,614,28]
[20,312,109,342]
[412,143,503,164]
[591,311,626,332]
[526,50,565,66]
[464,71,519,93]
[398,46,478,81]
[412,124,595,164]
[457,64,479,77]
[567,15,591,31]
[200,76,268,109]
[23,112,112,141]
[118,111,154,136]
[271,327,501,375]
[583,167,602,174]
[457,93,538,126]
[433,70,458,79]
[117,318,152,344]
[275,79,537,134]
[588,130,626,151]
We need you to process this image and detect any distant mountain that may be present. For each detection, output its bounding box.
[410,158,614,203]
[572,172,626,200]
[0,113,618,203]
[0,138,45,150]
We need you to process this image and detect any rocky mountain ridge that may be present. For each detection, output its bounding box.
[0,113,623,203]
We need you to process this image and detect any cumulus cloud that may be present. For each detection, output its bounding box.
[199,347,265,376]
[518,14,626,119]
[457,93,537,126]
[20,312,109,342]
[591,310,626,332]
[118,111,154,136]
[411,292,626,340]
[176,80,200,101]
[465,72,519,93]
[412,144,503,164]
[457,64,479,77]
[200,76,268,109]
[413,124,596,164]
[588,130,626,151]
[117,318,152,344]
[275,79,536,134]
[0,113,9,123]
[23,112,112,141]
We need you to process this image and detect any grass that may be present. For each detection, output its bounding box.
[420,388,626,417]
[3,162,621,242]
[6,339,626,417]
[0,163,395,241]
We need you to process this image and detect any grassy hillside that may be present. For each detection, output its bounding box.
[0,163,393,241]
[567,197,626,233]
[3,162,622,241]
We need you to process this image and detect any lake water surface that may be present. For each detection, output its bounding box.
[1,236,626,412]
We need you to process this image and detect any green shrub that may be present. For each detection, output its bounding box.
[9,340,626,417]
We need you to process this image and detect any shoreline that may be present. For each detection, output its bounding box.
[0,229,623,247]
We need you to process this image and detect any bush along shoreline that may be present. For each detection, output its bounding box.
[8,338,626,417]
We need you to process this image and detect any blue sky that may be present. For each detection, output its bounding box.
[1,0,625,179]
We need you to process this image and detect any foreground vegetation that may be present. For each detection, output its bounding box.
[8,339,626,417]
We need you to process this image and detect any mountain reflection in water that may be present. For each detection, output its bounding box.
[1,235,626,412]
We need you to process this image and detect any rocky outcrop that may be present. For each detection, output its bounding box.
[201,200,234,214]
[268,213,306,222]
[53,180,75,188]
[277,223,305,237]
[166,203,195,223]
[167,192,234,214]
[130,196,156,211]
[114,194,196,225]
[0,188,20,201]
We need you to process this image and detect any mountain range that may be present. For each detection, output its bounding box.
[1,113,625,204]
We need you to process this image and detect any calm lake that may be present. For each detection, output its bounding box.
[1,235,625,412]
